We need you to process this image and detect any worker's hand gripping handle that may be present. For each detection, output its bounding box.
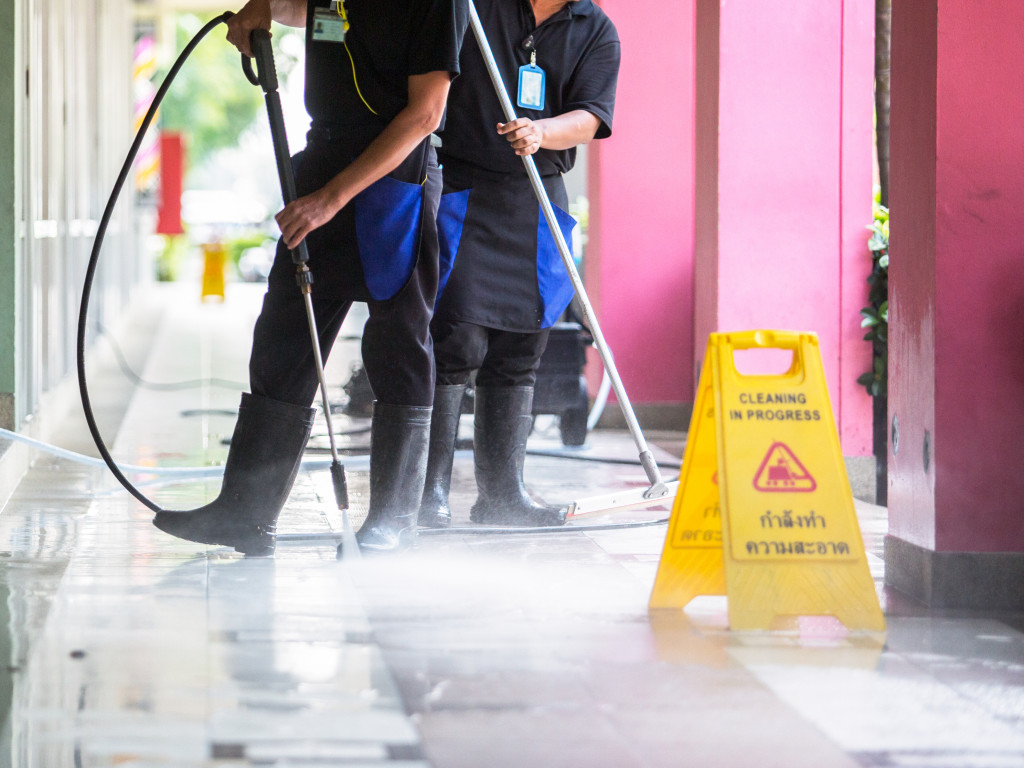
[242,28,310,267]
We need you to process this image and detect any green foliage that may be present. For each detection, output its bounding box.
[155,233,191,282]
[155,231,275,282]
[857,195,889,397]
[223,231,276,269]
[158,14,299,174]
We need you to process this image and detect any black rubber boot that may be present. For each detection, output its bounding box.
[350,402,432,554]
[417,384,466,528]
[153,392,315,556]
[469,385,567,527]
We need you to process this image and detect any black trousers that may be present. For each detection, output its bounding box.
[432,319,551,388]
[249,144,441,409]
[249,284,436,409]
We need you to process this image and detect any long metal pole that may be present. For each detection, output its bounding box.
[467,1,666,496]
[301,286,342,469]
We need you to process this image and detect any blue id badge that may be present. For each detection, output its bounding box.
[517,63,546,111]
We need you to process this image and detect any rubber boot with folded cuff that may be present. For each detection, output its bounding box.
[349,402,432,554]
[469,385,567,527]
[153,392,315,556]
[417,384,466,529]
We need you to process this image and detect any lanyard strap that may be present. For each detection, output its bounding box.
[333,0,350,30]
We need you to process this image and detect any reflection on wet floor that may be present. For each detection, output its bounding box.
[0,283,1022,767]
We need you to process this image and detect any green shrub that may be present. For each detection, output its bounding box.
[223,231,276,272]
[857,196,889,398]
[155,234,191,282]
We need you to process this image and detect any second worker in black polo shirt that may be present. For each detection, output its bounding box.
[153,0,468,555]
[420,0,620,528]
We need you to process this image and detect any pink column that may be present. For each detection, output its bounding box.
[692,0,875,455]
[586,1,696,425]
[887,0,1024,608]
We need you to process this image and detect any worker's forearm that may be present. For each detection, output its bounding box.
[275,73,449,248]
[537,110,601,151]
[320,72,450,210]
[321,107,440,211]
[270,0,306,27]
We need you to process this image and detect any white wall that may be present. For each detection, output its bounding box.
[10,0,138,428]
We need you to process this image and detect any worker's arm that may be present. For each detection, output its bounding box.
[226,0,306,57]
[275,70,453,249]
[496,110,602,156]
[268,0,306,26]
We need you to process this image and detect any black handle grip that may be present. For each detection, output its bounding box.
[241,52,259,86]
[240,28,276,90]
[240,27,309,265]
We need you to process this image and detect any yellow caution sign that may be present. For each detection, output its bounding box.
[200,242,226,301]
[649,330,885,632]
[648,343,726,609]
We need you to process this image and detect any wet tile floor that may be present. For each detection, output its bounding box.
[1,283,1022,767]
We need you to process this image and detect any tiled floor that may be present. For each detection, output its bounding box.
[1,282,1022,767]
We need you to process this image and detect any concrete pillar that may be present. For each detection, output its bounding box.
[586,0,696,428]
[692,0,875,455]
[885,0,1024,609]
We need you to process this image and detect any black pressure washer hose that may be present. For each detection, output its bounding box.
[80,12,350,520]
[77,13,234,514]
[76,12,671,536]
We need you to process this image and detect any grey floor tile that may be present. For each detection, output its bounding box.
[2,283,1023,767]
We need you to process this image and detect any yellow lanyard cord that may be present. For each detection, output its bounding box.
[343,41,378,115]
[333,1,378,116]
[334,0,349,28]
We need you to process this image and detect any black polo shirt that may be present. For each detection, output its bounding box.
[439,0,620,176]
[304,0,467,127]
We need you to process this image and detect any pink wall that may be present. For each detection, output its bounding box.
[586,0,696,404]
[890,0,1024,553]
[692,0,874,455]
[587,0,874,457]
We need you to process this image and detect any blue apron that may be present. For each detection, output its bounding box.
[273,130,432,302]
[434,161,577,332]
[354,173,425,301]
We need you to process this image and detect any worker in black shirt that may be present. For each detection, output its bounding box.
[153,0,468,555]
[420,0,620,528]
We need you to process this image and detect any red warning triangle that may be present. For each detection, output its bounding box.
[752,442,816,492]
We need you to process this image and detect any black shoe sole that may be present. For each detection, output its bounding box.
[152,513,275,556]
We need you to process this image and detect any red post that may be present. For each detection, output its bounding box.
[156,132,185,235]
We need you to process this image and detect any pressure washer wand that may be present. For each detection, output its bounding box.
[243,30,349,513]
[466,2,667,498]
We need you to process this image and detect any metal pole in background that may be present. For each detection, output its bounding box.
[466,1,667,498]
